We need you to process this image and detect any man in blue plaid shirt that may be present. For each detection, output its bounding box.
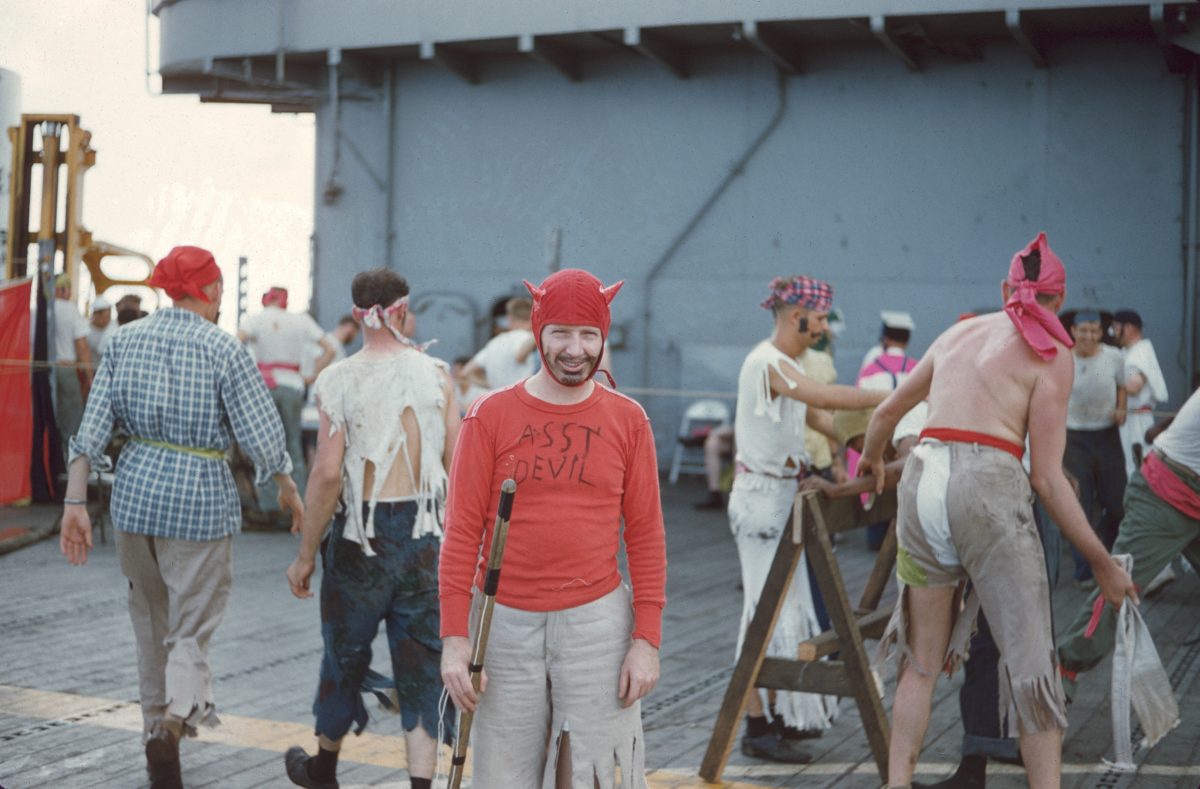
[60,246,303,789]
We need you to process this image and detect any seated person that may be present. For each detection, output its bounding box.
[695,423,735,510]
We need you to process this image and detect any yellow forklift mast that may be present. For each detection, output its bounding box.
[5,114,155,300]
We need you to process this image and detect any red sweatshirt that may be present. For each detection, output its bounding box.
[439,381,667,647]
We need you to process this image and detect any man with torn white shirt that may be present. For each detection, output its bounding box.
[283,269,460,789]
[730,275,886,763]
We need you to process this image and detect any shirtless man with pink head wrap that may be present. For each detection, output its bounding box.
[859,233,1137,789]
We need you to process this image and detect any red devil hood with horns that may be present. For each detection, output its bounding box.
[523,268,623,387]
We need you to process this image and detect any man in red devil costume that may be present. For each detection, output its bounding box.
[439,268,667,786]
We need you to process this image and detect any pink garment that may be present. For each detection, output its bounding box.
[1142,451,1200,520]
[856,352,917,386]
[257,361,300,390]
[1003,232,1074,361]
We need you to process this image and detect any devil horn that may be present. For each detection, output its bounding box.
[523,280,544,302]
[600,280,624,304]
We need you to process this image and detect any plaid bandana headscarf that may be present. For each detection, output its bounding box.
[1003,232,1072,360]
[760,275,834,312]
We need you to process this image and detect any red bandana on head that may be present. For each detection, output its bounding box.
[262,286,289,309]
[523,268,623,387]
[1003,232,1073,361]
[148,246,221,303]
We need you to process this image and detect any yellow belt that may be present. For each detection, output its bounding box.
[132,436,226,460]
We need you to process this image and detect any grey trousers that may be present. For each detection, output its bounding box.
[117,531,233,737]
[54,366,84,463]
[258,385,306,511]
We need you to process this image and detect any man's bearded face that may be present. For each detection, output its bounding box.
[796,307,830,347]
[541,323,603,385]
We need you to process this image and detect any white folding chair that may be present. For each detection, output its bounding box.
[668,399,731,484]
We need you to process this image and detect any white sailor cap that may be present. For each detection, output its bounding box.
[92,294,112,311]
[880,310,914,331]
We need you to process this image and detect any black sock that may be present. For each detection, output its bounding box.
[309,746,339,783]
[411,779,432,789]
[745,715,770,737]
[780,724,819,740]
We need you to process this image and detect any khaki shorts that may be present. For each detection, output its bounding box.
[879,439,1068,735]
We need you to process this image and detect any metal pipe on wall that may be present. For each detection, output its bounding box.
[383,61,397,269]
[322,48,344,205]
[1183,64,1199,392]
[639,68,790,390]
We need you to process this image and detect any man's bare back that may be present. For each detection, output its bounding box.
[858,233,1137,789]
[922,311,1065,446]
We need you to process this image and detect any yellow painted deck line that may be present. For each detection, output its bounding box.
[4,684,1198,787]
[0,684,417,770]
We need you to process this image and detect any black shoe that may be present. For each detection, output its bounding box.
[145,726,182,789]
[913,754,986,789]
[694,491,726,511]
[285,746,339,789]
[740,731,814,764]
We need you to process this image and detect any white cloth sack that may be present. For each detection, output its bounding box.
[1104,554,1180,771]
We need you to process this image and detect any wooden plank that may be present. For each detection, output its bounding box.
[817,489,898,534]
[756,657,855,697]
[858,518,897,612]
[804,494,890,782]
[698,502,805,781]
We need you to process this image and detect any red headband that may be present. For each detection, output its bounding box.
[149,246,221,303]
[262,287,289,309]
[1003,232,1073,360]
[523,268,623,386]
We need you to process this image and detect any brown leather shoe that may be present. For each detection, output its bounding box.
[145,724,182,789]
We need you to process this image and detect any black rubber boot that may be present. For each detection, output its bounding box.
[913,754,987,789]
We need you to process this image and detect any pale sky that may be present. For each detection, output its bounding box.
[2,0,316,331]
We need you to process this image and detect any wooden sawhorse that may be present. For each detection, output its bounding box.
[700,488,898,783]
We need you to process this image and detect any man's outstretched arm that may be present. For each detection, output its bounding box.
[861,354,934,492]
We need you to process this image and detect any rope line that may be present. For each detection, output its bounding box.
[0,358,1185,418]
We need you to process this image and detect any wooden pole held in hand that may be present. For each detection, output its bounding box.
[448,478,516,789]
